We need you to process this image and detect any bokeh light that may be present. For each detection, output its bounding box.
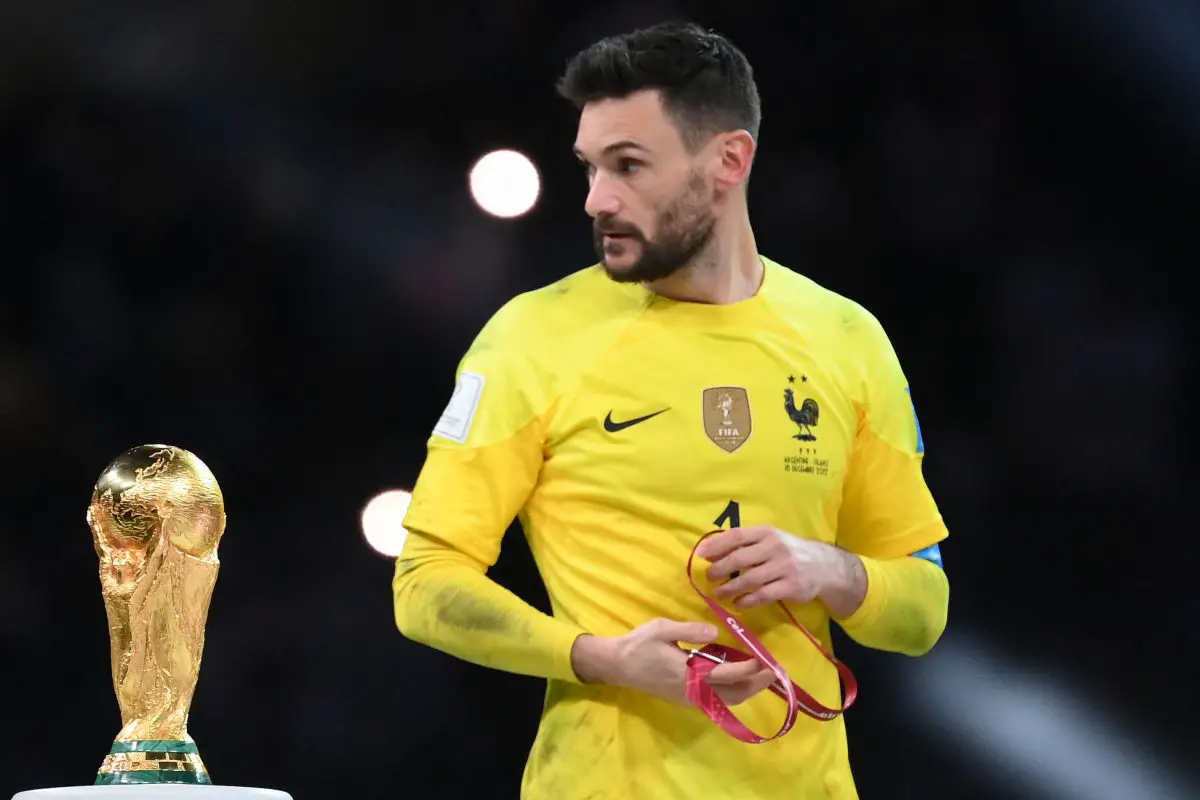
[468,148,541,218]
[361,489,412,557]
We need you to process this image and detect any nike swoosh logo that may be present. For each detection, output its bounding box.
[604,409,669,433]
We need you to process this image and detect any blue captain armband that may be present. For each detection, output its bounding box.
[909,543,944,570]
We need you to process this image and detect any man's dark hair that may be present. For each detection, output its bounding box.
[556,21,761,152]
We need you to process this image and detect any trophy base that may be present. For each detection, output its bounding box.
[12,788,291,800]
[96,739,210,785]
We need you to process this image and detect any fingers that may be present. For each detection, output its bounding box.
[713,561,783,600]
[732,579,791,609]
[705,539,772,582]
[695,529,746,561]
[646,619,718,644]
[713,665,780,707]
[704,657,766,685]
[695,526,773,561]
[734,667,781,703]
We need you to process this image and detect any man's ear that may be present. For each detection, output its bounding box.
[713,130,755,191]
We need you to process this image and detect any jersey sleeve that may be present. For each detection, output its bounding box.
[402,295,552,566]
[836,306,948,559]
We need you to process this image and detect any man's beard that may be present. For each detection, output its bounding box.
[592,175,716,284]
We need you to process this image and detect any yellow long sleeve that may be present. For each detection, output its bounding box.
[836,555,949,656]
[392,529,587,683]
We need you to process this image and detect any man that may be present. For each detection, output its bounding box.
[394,20,949,800]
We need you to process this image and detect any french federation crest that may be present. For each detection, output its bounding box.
[783,388,818,441]
[702,387,752,453]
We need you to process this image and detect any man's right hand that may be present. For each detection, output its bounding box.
[570,619,778,707]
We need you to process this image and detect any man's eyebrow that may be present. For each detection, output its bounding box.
[573,140,652,159]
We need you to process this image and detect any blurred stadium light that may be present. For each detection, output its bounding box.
[899,636,1197,800]
[468,148,541,219]
[361,489,412,557]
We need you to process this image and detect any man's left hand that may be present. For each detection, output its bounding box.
[696,526,851,610]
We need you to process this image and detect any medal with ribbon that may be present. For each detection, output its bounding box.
[681,529,859,743]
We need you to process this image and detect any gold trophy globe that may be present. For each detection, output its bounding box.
[10,445,292,800]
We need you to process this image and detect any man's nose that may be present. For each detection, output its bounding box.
[584,173,621,219]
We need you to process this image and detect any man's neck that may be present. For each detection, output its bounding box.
[642,220,762,305]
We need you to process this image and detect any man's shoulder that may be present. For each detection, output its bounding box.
[763,257,880,337]
[764,260,904,395]
[468,263,643,364]
[513,263,638,310]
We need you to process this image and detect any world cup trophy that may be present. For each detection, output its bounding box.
[10,444,292,800]
[88,444,224,785]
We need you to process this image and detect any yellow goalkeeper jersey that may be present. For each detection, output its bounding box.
[398,257,947,799]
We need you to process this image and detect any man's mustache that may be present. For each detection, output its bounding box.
[593,217,644,239]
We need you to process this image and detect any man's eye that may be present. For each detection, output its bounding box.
[617,159,642,176]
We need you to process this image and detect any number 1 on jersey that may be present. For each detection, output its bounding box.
[712,500,742,578]
[713,500,741,530]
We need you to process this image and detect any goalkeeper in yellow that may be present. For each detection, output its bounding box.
[394,21,950,800]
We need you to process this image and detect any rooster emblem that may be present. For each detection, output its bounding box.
[783,389,818,441]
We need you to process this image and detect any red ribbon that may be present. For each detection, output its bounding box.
[682,530,858,743]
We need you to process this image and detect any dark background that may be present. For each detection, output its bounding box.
[2,2,1195,798]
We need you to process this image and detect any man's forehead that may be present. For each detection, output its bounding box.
[573,92,675,156]
[572,137,653,159]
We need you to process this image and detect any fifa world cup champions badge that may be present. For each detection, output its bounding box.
[87,444,225,785]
